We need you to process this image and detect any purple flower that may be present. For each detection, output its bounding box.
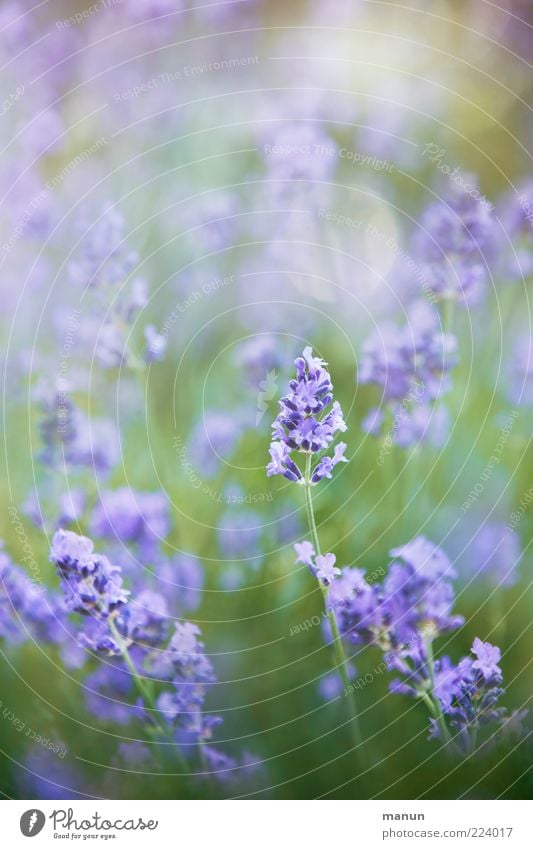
[36,383,120,474]
[68,204,137,291]
[267,347,348,484]
[85,661,138,726]
[471,638,502,681]
[336,536,463,656]
[414,176,495,305]
[437,643,507,752]
[469,522,522,588]
[498,180,533,280]
[90,487,169,558]
[156,554,204,612]
[293,543,341,587]
[188,410,243,478]
[19,748,89,800]
[152,622,219,742]
[312,442,348,481]
[144,324,167,362]
[294,541,315,566]
[233,335,285,389]
[50,530,130,653]
[359,300,457,446]
[0,543,34,644]
[218,509,264,565]
[191,191,240,252]
[314,554,341,586]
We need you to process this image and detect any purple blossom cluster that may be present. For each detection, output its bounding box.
[267,347,348,483]
[325,535,524,752]
[359,300,457,447]
[66,204,166,371]
[47,529,252,777]
[1,0,531,801]
[294,542,341,586]
[415,177,495,305]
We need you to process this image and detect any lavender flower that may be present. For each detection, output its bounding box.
[359,300,457,447]
[36,382,119,474]
[498,180,533,280]
[188,410,243,478]
[144,324,168,362]
[68,205,138,291]
[414,176,494,305]
[49,530,129,654]
[49,532,243,765]
[432,640,510,753]
[267,347,348,484]
[468,522,522,588]
[152,622,219,743]
[334,536,463,659]
[294,543,340,587]
[156,554,204,612]
[90,487,170,560]
[233,335,284,389]
[218,508,264,569]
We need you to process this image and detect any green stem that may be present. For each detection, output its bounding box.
[108,621,189,771]
[424,637,458,756]
[303,455,364,757]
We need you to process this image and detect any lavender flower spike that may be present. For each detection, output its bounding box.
[267,347,348,484]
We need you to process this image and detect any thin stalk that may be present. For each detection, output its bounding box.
[424,637,458,756]
[303,454,364,757]
[108,621,189,771]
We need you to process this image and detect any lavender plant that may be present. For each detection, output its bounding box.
[267,347,527,761]
[47,529,253,783]
[267,347,362,750]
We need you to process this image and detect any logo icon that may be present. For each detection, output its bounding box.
[256,368,279,426]
[20,810,45,837]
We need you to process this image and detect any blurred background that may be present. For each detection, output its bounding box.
[0,0,531,799]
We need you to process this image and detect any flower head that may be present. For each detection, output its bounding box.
[293,543,340,587]
[471,638,502,680]
[267,347,348,483]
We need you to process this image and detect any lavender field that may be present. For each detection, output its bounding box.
[0,0,532,801]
